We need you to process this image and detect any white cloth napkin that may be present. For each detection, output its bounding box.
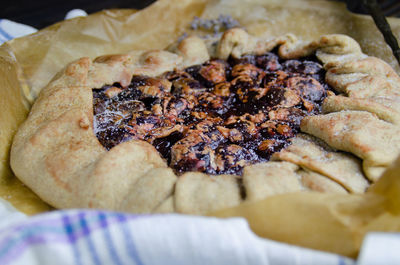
[0,19,36,43]
[0,199,356,265]
[1,198,399,265]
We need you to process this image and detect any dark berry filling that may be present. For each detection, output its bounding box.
[93,52,330,175]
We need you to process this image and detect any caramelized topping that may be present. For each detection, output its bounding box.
[93,52,330,175]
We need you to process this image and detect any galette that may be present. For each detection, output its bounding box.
[10,28,400,214]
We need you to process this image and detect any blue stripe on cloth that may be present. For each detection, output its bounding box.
[338,256,348,265]
[62,213,83,265]
[117,214,144,265]
[0,210,147,265]
[98,212,123,265]
[78,212,101,265]
[0,19,14,41]
[0,217,99,261]
[0,35,7,43]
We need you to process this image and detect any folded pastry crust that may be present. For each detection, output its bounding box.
[10,28,400,215]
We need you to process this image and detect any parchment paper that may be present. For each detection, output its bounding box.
[1,0,400,257]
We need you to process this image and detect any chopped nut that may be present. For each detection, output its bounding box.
[170,131,217,173]
[302,99,315,112]
[184,94,198,109]
[105,86,123,98]
[240,112,266,124]
[250,87,269,100]
[163,69,191,80]
[198,92,224,109]
[286,76,324,101]
[172,77,204,95]
[281,89,301,108]
[128,113,161,137]
[215,144,255,173]
[239,116,257,135]
[260,121,277,129]
[251,112,267,123]
[196,118,223,132]
[138,77,172,97]
[258,139,276,151]
[95,113,124,129]
[213,82,231,97]
[199,60,227,84]
[138,85,162,97]
[225,115,239,125]
[276,124,293,137]
[228,128,243,142]
[152,104,163,115]
[191,111,208,119]
[231,63,262,79]
[268,108,290,121]
[216,126,230,138]
[236,87,248,102]
[263,70,288,86]
[231,75,253,86]
[151,125,184,139]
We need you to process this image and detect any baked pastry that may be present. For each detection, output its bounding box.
[10,28,400,215]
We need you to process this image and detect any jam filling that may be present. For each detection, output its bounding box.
[93,52,330,175]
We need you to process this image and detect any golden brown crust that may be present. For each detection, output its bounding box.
[271,134,368,193]
[298,170,348,194]
[119,167,177,213]
[301,111,400,182]
[175,172,242,215]
[10,28,400,214]
[242,162,303,202]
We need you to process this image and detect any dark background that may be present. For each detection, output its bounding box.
[2,0,156,29]
[2,0,400,30]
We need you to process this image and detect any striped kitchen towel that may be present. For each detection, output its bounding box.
[0,199,357,265]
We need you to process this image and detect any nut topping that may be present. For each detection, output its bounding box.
[93,52,330,175]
